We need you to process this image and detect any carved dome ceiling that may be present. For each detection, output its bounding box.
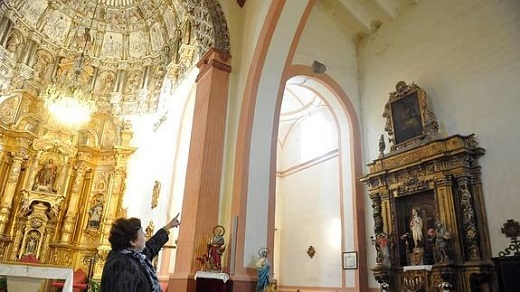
[0,0,230,115]
[6,0,186,67]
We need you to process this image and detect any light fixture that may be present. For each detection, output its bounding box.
[41,1,99,126]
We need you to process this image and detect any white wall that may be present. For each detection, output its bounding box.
[277,157,343,288]
[294,3,361,114]
[124,69,197,232]
[359,0,520,287]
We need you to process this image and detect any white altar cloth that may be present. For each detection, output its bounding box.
[194,271,230,283]
[0,262,73,292]
[403,264,433,272]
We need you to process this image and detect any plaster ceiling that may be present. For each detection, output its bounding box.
[319,0,421,40]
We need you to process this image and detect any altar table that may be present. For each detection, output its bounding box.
[0,262,73,292]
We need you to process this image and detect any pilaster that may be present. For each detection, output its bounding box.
[169,48,231,291]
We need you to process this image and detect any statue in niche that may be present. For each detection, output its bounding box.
[87,197,104,229]
[6,32,22,54]
[435,221,452,262]
[151,66,165,92]
[101,73,116,94]
[409,208,423,248]
[125,71,141,94]
[25,231,40,255]
[32,159,58,192]
[33,53,50,79]
[151,180,160,209]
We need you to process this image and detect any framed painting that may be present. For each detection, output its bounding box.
[389,90,424,145]
[342,251,358,270]
[382,81,439,151]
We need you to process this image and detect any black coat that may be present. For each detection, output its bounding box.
[101,228,169,292]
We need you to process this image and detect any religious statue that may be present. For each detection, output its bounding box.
[409,208,423,247]
[101,73,116,94]
[378,134,386,158]
[256,248,270,292]
[25,231,40,255]
[6,32,21,54]
[87,198,104,229]
[32,159,58,192]
[375,233,391,267]
[33,53,50,79]
[206,225,226,271]
[19,191,31,214]
[435,221,452,262]
[151,180,161,209]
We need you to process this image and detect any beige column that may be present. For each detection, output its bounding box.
[170,48,231,292]
[0,138,29,236]
[60,163,87,243]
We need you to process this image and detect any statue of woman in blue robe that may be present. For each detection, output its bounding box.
[256,248,270,292]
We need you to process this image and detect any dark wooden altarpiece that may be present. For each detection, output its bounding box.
[361,82,497,291]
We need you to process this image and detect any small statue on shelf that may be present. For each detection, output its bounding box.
[197,225,226,271]
[378,134,386,158]
[435,221,452,262]
[207,225,226,271]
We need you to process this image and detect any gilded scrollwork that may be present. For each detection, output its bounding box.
[0,95,19,125]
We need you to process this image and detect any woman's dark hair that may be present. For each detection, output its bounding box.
[108,217,142,250]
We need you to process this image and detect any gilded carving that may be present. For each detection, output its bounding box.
[362,133,491,291]
[0,95,18,124]
[32,158,58,192]
[32,49,53,79]
[5,29,23,54]
[458,179,481,259]
[149,180,160,209]
[87,195,104,229]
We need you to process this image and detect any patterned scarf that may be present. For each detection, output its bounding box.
[119,248,161,292]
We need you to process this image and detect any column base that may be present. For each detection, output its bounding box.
[168,274,197,292]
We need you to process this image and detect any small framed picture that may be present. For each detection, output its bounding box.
[342,251,358,270]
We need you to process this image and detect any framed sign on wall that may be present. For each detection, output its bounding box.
[342,251,358,270]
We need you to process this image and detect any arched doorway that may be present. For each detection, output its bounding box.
[274,75,361,290]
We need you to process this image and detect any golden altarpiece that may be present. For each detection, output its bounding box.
[0,0,203,279]
[0,106,135,275]
[361,82,496,291]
